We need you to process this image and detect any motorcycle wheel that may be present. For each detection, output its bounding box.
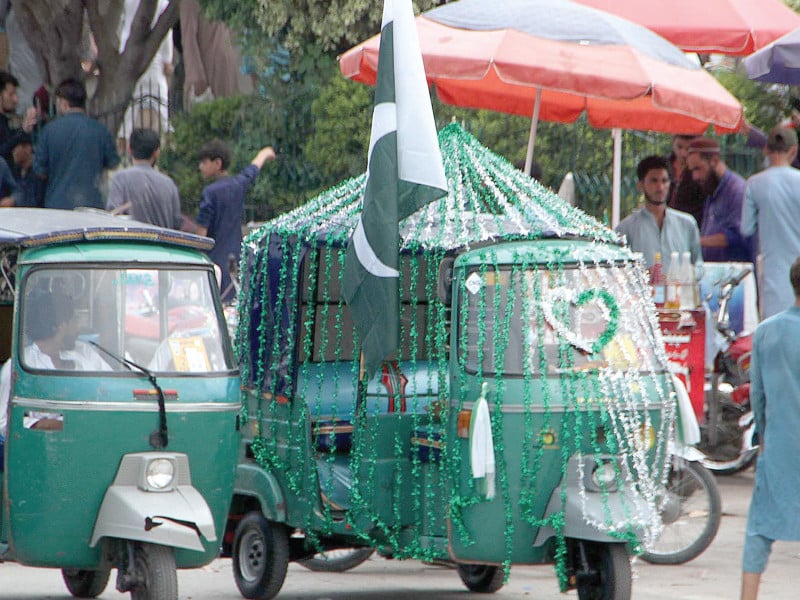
[456,563,505,593]
[570,540,631,600]
[62,568,111,598]
[640,460,721,564]
[130,543,177,600]
[232,512,289,600]
[298,548,375,572]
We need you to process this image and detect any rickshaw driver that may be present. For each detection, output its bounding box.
[0,290,111,447]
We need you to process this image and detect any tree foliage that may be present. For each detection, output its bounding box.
[12,0,177,133]
[202,0,445,53]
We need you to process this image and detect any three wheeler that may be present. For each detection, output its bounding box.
[0,209,241,599]
[221,125,675,600]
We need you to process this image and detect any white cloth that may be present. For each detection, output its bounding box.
[671,373,700,446]
[118,0,173,136]
[470,384,496,500]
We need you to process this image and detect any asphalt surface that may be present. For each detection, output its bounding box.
[2,467,799,599]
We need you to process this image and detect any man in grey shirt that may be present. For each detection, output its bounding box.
[107,128,182,229]
[616,155,703,274]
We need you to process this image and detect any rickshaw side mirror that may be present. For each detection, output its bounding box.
[437,257,455,306]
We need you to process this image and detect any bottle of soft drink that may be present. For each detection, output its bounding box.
[665,251,680,309]
[651,251,665,307]
[678,251,698,308]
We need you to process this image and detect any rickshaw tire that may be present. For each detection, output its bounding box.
[62,568,111,598]
[298,548,375,572]
[456,563,505,593]
[232,512,289,600]
[130,543,177,600]
[640,460,721,565]
[574,542,631,600]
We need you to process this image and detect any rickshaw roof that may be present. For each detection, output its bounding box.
[244,122,620,254]
[0,208,213,251]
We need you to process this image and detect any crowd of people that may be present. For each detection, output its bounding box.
[614,115,800,600]
[0,70,275,302]
[616,119,800,322]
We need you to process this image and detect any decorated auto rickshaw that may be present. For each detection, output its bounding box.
[224,124,674,599]
[0,209,240,599]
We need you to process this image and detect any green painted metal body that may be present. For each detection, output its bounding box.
[237,237,670,565]
[1,235,240,569]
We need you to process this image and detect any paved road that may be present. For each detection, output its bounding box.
[2,469,799,599]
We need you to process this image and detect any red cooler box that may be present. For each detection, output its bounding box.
[658,308,706,421]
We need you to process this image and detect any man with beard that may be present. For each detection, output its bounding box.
[616,155,702,274]
[686,138,756,264]
[667,134,707,228]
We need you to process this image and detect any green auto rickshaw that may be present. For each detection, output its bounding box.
[219,125,674,600]
[0,209,240,599]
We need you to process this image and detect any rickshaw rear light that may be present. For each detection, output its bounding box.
[144,458,176,491]
[457,410,471,438]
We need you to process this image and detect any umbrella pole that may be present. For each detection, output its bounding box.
[611,128,622,228]
[524,88,543,176]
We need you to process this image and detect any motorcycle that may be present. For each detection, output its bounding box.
[641,377,721,564]
[697,267,759,475]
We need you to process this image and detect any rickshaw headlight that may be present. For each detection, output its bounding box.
[144,458,175,491]
[589,459,618,492]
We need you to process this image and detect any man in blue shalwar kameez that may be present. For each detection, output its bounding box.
[741,256,800,600]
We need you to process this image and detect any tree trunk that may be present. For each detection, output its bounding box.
[11,0,178,136]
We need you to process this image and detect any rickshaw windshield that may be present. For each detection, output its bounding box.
[20,266,234,374]
[462,264,660,376]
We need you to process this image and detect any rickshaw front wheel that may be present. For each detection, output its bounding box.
[570,541,631,600]
[232,511,289,600]
[456,563,505,593]
[129,543,177,600]
[62,567,111,598]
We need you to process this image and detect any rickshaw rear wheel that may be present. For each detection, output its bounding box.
[456,563,505,593]
[62,568,111,598]
[571,541,631,600]
[232,512,289,600]
[129,542,177,600]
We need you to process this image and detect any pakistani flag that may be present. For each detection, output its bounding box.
[343,0,448,378]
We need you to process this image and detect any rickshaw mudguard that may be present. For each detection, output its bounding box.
[90,484,217,552]
[89,452,217,552]
[233,462,286,522]
[533,456,654,545]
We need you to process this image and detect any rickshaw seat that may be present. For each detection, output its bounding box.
[316,455,353,511]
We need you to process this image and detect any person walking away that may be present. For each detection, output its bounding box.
[616,155,702,274]
[740,257,800,600]
[741,127,800,320]
[667,134,706,228]
[685,138,755,264]
[107,128,181,229]
[7,130,43,207]
[194,140,275,301]
[33,78,120,210]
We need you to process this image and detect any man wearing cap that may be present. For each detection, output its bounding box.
[742,97,800,171]
[686,137,755,264]
[742,126,800,319]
